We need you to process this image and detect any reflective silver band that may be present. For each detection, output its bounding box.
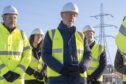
[52,49,63,53]
[77,49,84,54]
[31,58,38,62]
[118,49,126,62]
[88,67,96,70]
[119,25,126,36]
[23,46,30,51]
[0,77,4,80]
[121,51,126,56]
[0,64,5,70]
[17,64,26,72]
[92,58,99,62]
[124,59,126,62]
[0,51,22,55]
[119,49,126,56]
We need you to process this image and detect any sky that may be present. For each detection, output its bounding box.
[0,0,125,65]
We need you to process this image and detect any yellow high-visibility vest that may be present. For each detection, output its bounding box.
[87,43,104,81]
[47,29,87,77]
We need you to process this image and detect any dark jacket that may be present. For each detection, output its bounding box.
[114,49,126,74]
[42,21,91,84]
[88,41,107,81]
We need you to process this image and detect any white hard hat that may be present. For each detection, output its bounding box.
[83,25,95,33]
[61,2,79,14]
[31,28,44,35]
[2,5,18,15]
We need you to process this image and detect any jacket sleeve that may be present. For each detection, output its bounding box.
[14,33,32,76]
[42,31,63,73]
[114,49,126,74]
[79,37,92,71]
[89,50,107,79]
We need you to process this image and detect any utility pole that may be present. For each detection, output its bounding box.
[90,3,117,64]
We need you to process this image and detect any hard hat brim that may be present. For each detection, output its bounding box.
[61,11,78,15]
[84,30,95,33]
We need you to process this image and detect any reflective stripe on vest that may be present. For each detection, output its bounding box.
[17,64,26,72]
[87,43,104,81]
[0,51,22,56]
[0,46,30,56]
[0,64,5,70]
[47,29,87,77]
[0,77,4,80]
[23,46,30,51]
[115,17,126,81]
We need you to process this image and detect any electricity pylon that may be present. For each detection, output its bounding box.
[91,3,118,64]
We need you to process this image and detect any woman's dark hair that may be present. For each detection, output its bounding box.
[29,34,42,49]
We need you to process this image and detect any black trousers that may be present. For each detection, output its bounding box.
[25,80,44,84]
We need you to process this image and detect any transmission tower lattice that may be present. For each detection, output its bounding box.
[90,3,117,64]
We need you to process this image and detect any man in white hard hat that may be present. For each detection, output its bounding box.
[42,2,91,84]
[0,5,31,84]
[83,25,106,84]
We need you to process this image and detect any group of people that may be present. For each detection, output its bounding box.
[0,1,126,84]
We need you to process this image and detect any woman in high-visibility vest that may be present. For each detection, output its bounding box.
[25,28,46,84]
